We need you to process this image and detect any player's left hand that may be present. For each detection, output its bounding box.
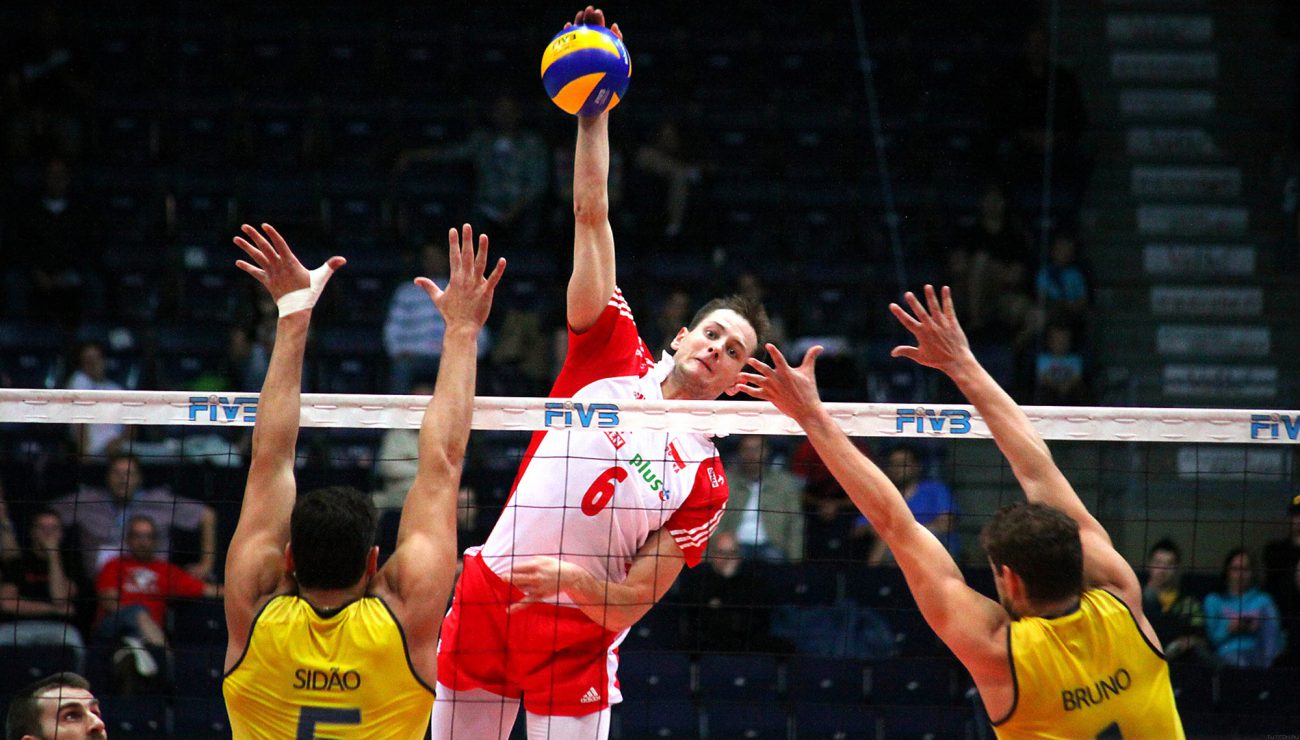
[415,223,505,332]
[738,343,825,423]
[507,556,570,609]
[233,223,345,304]
[565,6,622,41]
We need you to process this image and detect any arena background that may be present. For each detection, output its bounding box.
[1,1,1299,737]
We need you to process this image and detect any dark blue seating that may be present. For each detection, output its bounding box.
[169,598,227,647]
[173,696,233,738]
[702,701,790,738]
[0,645,82,696]
[697,653,780,702]
[614,699,698,738]
[98,694,168,738]
[171,643,225,695]
[845,567,915,611]
[793,702,880,739]
[616,652,693,701]
[1168,661,1216,711]
[866,657,956,707]
[879,705,975,739]
[787,656,867,704]
[1218,666,1300,717]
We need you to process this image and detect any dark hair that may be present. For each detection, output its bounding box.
[1148,537,1180,564]
[6,672,92,740]
[106,451,140,469]
[980,503,1083,603]
[290,486,377,590]
[687,294,770,356]
[126,514,157,534]
[1221,547,1253,585]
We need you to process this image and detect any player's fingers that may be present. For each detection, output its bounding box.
[232,236,268,265]
[736,384,767,400]
[241,224,277,260]
[485,257,507,290]
[889,302,922,331]
[414,276,443,302]
[446,227,462,277]
[611,22,622,40]
[325,256,347,272]
[801,345,824,371]
[890,345,920,360]
[475,232,489,273]
[262,223,293,260]
[766,343,792,371]
[923,284,941,319]
[941,285,957,320]
[903,291,928,321]
[234,260,267,283]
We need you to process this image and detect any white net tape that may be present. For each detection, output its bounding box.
[2,389,1298,444]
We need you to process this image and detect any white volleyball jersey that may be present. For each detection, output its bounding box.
[477,289,729,606]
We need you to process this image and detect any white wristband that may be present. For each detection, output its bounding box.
[276,263,336,317]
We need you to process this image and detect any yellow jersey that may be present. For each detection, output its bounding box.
[992,588,1184,739]
[223,595,433,739]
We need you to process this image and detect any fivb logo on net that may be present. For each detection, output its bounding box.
[188,396,258,423]
[543,401,620,429]
[895,408,972,435]
[1249,413,1300,441]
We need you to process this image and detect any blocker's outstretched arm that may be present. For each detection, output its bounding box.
[567,6,623,333]
[224,224,344,671]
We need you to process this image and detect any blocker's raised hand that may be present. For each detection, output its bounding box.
[738,343,826,424]
[415,223,506,332]
[888,284,975,374]
[233,223,345,314]
[565,5,622,40]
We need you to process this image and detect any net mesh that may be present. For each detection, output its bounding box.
[0,391,1296,737]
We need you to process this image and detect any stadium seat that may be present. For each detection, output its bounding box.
[614,699,699,738]
[172,644,225,695]
[793,702,880,739]
[1167,661,1216,710]
[885,608,945,658]
[98,694,168,738]
[0,645,82,696]
[1218,666,1300,717]
[879,705,975,739]
[866,657,957,707]
[170,599,228,647]
[616,652,693,701]
[786,656,867,704]
[697,653,781,702]
[845,566,915,611]
[173,695,233,739]
[619,602,681,653]
[702,701,790,738]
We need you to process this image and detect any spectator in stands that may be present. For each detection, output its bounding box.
[1263,493,1300,623]
[1273,558,1300,668]
[956,182,1034,343]
[634,119,702,241]
[1142,538,1213,664]
[6,158,103,327]
[65,342,131,457]
[4,7,90,160]
[1036,231,1089,329]
[718,435,804,562]
[51,452,217,580]
[675,531,786,654]
[4,672,106,740]
[94,514,221,687]
[793,437,871,561]
[736,271,788,348]
[487,280,553,396]
[384,241,493,393]
[851,443,958,565]
[396,94,549,247]
[1204,548,1283,668]
[649,288,693,355]
[0,507,85,674]
[1034,323,1088,406]
[374,380,435,510]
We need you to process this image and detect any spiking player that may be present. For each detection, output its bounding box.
[221,223,503,739]
[432,7,770,739]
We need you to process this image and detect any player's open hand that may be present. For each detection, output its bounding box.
[416,223,506,332]
[565,5,622,40]
[889,284,975,374]
[738,343,825,424]
[233,223,345,304]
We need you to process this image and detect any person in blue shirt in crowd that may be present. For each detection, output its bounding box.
[1204,547,1283,668]
[851,443,959,565]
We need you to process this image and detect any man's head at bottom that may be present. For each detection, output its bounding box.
[5,673,106,740]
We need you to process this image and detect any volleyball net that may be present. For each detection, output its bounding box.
[0,389,1295,735]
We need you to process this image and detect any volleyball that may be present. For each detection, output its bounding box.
[540,24,631,117]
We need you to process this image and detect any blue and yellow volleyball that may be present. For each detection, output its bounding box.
[541,25,631,117]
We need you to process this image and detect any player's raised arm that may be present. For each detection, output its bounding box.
[739,344,1009,671]
[889,285,1142,606]
[566,6,622,332]
[224,224,344,664]
[374,225,504,669]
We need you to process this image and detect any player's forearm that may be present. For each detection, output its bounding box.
[45,551,73,602]
[944,357,1062,495]
[800,408,914,544]
[561,564,652,632]
[416,326,478,482]
[249,312,311,463]
[573,115,610,222]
